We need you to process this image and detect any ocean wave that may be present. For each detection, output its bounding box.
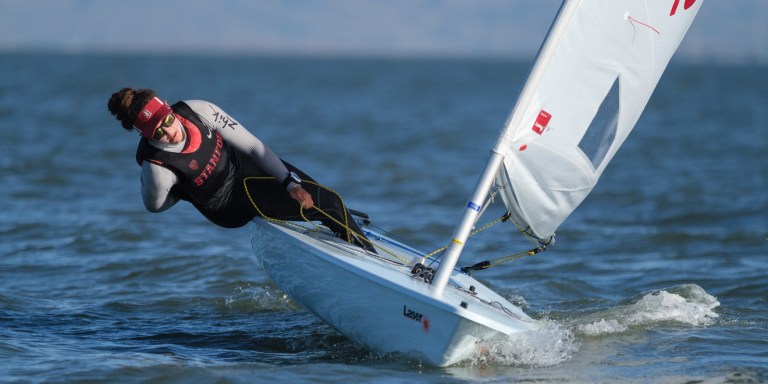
[457,283,720,368]
[575,283,720,336]
[224,282,299,312]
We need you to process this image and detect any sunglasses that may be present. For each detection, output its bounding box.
[152,113,176,140]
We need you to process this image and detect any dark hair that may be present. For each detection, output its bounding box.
[107,87,157,130]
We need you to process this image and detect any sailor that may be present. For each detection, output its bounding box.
[107,87,375,252]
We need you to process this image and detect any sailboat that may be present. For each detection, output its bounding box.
[250,0,703,366]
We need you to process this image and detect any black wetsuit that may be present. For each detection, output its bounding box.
[136,101,374,251]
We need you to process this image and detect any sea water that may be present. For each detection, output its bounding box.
[1,53,766,383]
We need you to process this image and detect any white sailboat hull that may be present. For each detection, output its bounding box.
[250,219,538,366]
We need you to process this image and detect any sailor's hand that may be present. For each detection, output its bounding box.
[289,187,314,210]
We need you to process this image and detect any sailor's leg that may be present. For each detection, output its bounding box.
[244,162,376,253]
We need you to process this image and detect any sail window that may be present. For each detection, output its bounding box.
[578,77,620,169]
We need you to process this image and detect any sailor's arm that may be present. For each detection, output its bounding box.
[184,100,313,208]
[141,161,180,212]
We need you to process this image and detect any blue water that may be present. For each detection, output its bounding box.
[1,53,766,383]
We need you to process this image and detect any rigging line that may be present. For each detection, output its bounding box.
[421,211,512,273]
[456,212,550,273]
[422,213,507,259]
[243,176,321,233]
[460,245,546,273]
[420,178,547,273]
[244,176,355,237]
[421,185,509,268]
[243,177,411,264]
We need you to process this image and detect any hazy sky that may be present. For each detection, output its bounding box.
[1,0,766,62]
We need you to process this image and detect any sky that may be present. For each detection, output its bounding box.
[1,0,766,63]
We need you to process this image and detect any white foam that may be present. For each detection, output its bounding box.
[225,283,296,311]
[468,319,579,367]
[579,318,628,336]
[576,284,720,336]
[461,284,720,367]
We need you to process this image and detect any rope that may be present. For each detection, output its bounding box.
[418,209,546,273]
[243,176,410,263]
[460,245,545,273]
[422,212,509,259]
[420,182,549,273]
[243,176,322,233]
[456,208,550,273]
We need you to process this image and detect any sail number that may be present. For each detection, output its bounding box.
[670,0,696,16]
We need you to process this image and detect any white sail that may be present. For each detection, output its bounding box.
[496,0,703,241]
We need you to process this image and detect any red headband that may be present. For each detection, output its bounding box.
[133,97,173,138]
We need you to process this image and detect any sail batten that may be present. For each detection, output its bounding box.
[494,0,702,241]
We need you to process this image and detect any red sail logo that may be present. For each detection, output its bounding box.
[670,0,696,16]
[531,109,551,135]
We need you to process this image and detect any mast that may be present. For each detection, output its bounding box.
[430,152,504,296]
[430,1,575,296]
